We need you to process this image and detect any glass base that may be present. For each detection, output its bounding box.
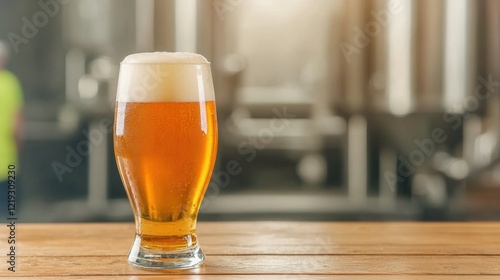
[127,235,205,270]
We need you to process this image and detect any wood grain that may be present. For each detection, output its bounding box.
[4,255,500,276]
[4,277,500,280]
[1,222,499,278]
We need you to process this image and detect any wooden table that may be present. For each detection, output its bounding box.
[2,222,500,279]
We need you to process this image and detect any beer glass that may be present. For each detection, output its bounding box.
[113,52,218,270]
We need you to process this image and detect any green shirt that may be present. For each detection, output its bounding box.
[0,70,23,181]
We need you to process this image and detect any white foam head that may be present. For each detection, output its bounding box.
[117,52,214,102]
[122,52,208,64]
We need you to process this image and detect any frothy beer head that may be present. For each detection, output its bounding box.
[117,52,214,103]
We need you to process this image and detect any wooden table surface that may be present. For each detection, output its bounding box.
[2,222,500,279]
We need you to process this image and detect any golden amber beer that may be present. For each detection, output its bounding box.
[113,53,217,269]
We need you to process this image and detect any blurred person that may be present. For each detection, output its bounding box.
[0,41,23,219]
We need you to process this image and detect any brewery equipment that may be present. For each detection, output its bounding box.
[6,0,500,221]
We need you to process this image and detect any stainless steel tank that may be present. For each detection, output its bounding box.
[208,0,500,211]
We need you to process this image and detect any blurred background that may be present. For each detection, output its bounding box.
[0,0,499,222]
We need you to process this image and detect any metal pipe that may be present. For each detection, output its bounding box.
[175,0,197,52]
[387,0,413,115]
[443,0,469,111]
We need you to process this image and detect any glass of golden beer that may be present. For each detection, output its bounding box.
[113,52,217,269]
